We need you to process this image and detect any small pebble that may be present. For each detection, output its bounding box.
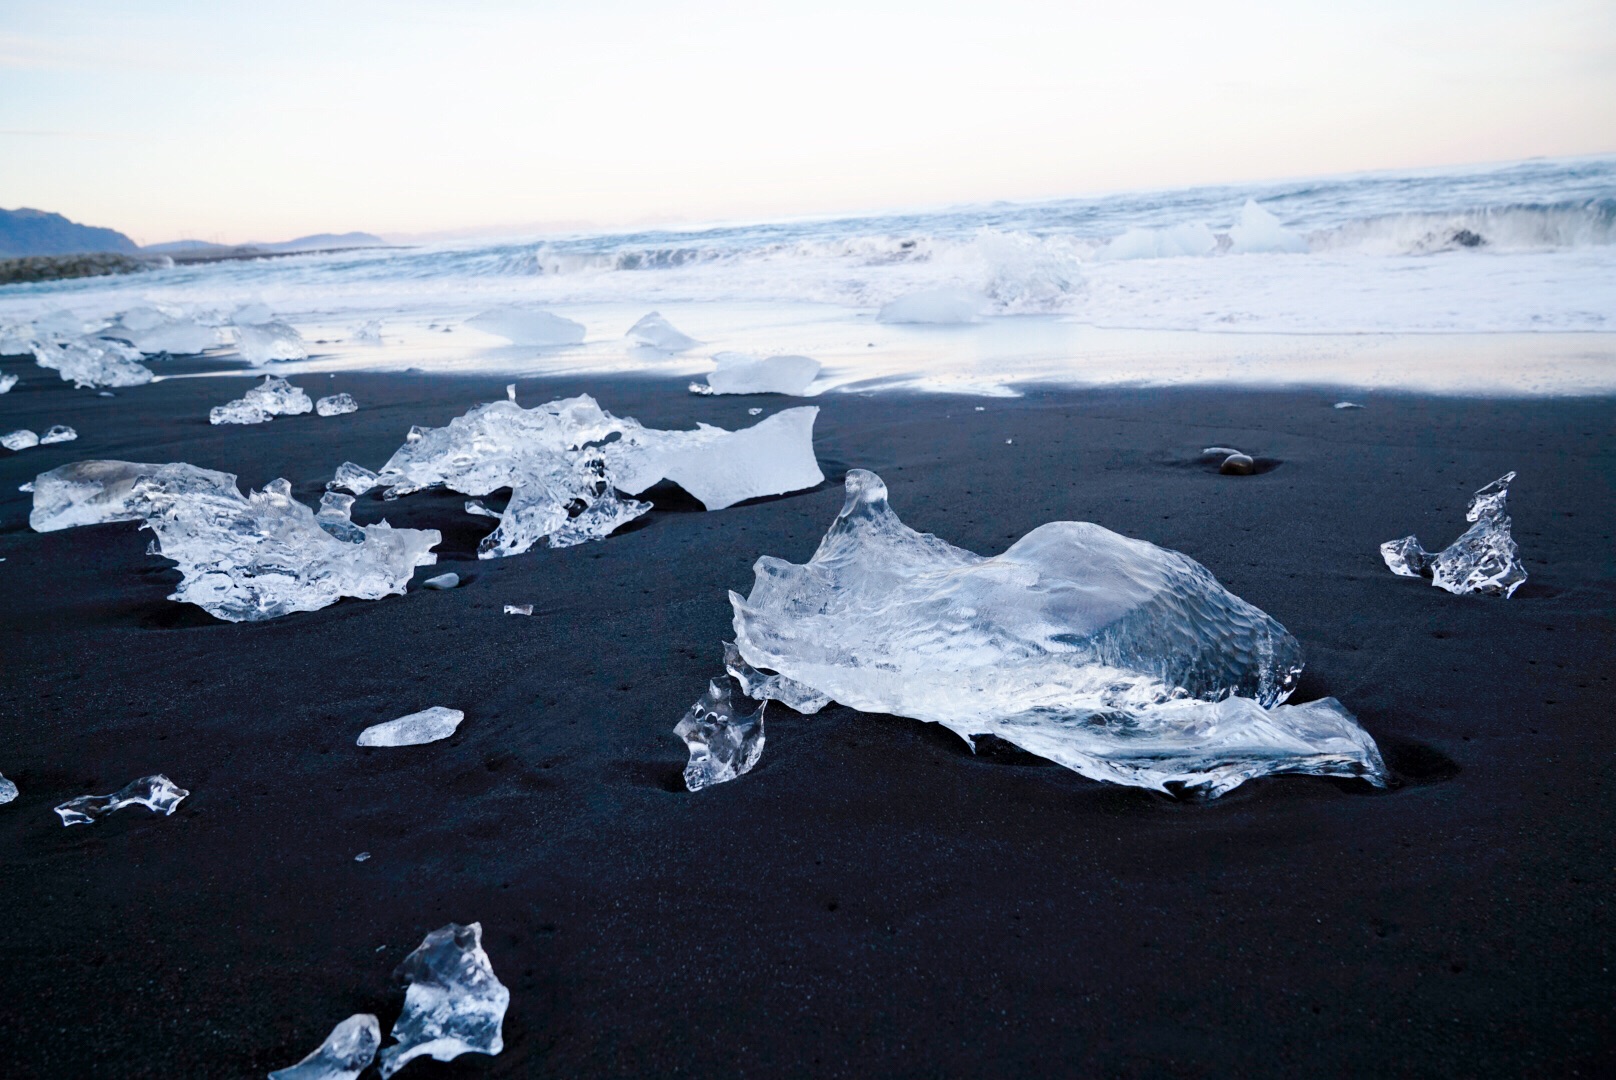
[422,572,460,590]
[355,852,370,862]
[504,604,534,616]
[748,407,762,415]
[1220,453,1256,476]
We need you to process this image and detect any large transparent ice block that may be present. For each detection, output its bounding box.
[1380,471,1526,597]
[377,922,508,1077]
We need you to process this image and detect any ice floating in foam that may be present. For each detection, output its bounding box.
[268,1014,381,1080]
[29,460,440,621]
[32,337,153,388]
[55,774,188,826]
[690,352,820,396]
[1228,200,1308,254]
[626,311,698,351]
[727,469,1386,796]
[316,393,358,417]
[877,287,983,324]
[1098,221,1218,260]
[675,678,766,791]
[466,305,585,346]
[233,302,275,326]
[210,375,314,425]
[377,922,509,1077]
[357,706,464,747]
[1381,472,1525,597]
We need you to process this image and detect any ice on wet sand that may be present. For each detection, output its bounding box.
[55,774,188,826]
[211,375,314,425]
[377,922,508,1077]
[32,338,153,388]
[0,772,17,804]
[466,305,585,346]
[421,572,459,590]
[0,374,17,393]
[234,319,307,364]
[626,311,698,351]
[3,429,39,451]
[690,352,820,396]
[675,678,767,791]
[357,707,465,747]
[268,1014,380,1080]
[316,393,358,417]
[1381,471,1526,597]
[102,307,219,356]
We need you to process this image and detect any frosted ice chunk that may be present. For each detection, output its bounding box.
[4,429,39,451]
[1099,222,1217,260]
[54,774,188,826]
[603,406,824,511]
[29,460,239,532]
[877,287,983,324]
[748,407,762,415]
[503,604,532,616]
[728,470,1387,796]
[316,393,358,417]
[102,308,219,355]
[0,373,17,393]
[466,305,585,346]
[1228,200,1308,254]
[421,571,459,589]
[377,922,508,1077]
[690,352,821,396]
[0,772,16,804]
[1380,471,1525,597]
[675,678,767,792]
[235,321,308,363]
[268,1014,380,1080]
[32,338,153,388]
[626,311,699,351]
[357,706,464,747]
[329,462,379,496]
[39,425,77,445]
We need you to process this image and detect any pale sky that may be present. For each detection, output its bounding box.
[2,0,1612,245]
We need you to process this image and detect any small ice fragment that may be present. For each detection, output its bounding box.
[0,373,16,393]
[18,482,33,492]
[626,311,699,351]
[1334,401,1364,410]
[39,425,78,445]
[316,393,359,417]
[0,772,17,804]
[974,406,985,411]
[876,287,983,324]
[748,407,762,416]
[351,320,384,344]
[210,400,270,425]
[355,852,370,862]
[329,462,379,496]
[54,774,189,826]
[1380,471,1526,597]
[98,391,115,397]
[422,572,460,590]
[268,1013,380,1080]
[357,706,465,747]
[1227,199,1308,254]
[692,352,820,396]
[1220,453,1255,475]
[1005,439,1013,445]
[234,320,307,363]
[377,922,509,1077]
[503,604,533,616]
[464,499,500,519]
[465,305,585,346]
[675,679,766,792]
[3,429,39,451]
[505,383,516,401]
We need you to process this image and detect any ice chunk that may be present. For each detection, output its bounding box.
[29,460,239,532]
[690,352,820,396]
[626,311,699,351]
[19,481,34,492]
[54,774,188,826]
[1220,453,1255,475]
[421,572,459,589]
[1228,199,1308,254]
[724,640,831,713]
[210,400,270,425]
[268,1014,380,1080]
[0,772,17,804]
[357,706,464,747]
[1334,401,1364,410]
[102,308,219,355]
[748,407,762,416]
[503,604,532,616]
[3,429,39,451]
[603,406,824,511]
[235,321,308,363]
[32,338,153,388]
[351,320,384,344]
[476,452,650,559]
[464,499,499,519]
[377,922,508,1077]
[328,462,379,496]
[675,678,767,792]
[233,302,276,326]
[39,425,77,445]
[877,287,982,324]
[465,305,585,346]
[0,373,17,393]
[1098,222,1218,260]
[316,393,358,417]
[1380,471,1525,597]
[210,375,312,425]
[315,491,364,543]
[506,384,516,401]
[728,470,1386,796]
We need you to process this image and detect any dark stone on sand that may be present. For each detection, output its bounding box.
[1220,452,1256,475]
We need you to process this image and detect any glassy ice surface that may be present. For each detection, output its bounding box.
[234,320,308,363]
[466,305,585,346]
[315,491,365,543]
[3,429,39,451]
[316,393,359,417]
[268,1014,380,1080]
[626,311,698,351]
[1380,471,1526,597]
[0,373,17,393]
[39,425,77,445]
[690,352,821,396]
[357,706,465,747]
[603,405,824,511]
[210,400,270,425]
[32,338,153,388]
[212,375,314,424]
[377,922,509,1078]
[54,774,188,826]
[30,460,440,620]
[724,640,830,714]
[503,604,533,616]
[876,287,983,324]
[329,462,379,495]
[421,572,459,589]
[728,469,1386,796]
[675,678,767,792]
[0,772,17,804]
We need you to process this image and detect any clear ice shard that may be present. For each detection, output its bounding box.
[316,393,358,417]
[328,462,379,496]
[32,338,153,388]
[627,311,698,351]
[29,460,440,620]
[377,922,509,1078]
[876,287,983,324]
[690,352,820,396]
[4,429,39,451]
[503,604,532,616]
[0,772,17,804]
[357,706,465,747]
[674,678,767,792]
[421,571,459,589]
[1380,471,1526,597]
[39,425,77,445]
[466,305,585,346]
[211,375,314,424]
[728,470,1387,797]
[316,492,365,542]
[234,320,308,363]
[724,640,830,713]
[268,1014,380,1080]
[54,774,188,825]
[603,405,824,511]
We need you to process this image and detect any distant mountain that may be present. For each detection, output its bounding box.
[0,207,140,258]
[143,239,233,255]
[144,231,386,255]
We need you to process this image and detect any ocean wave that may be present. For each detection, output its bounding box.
[1308,200,1616,254]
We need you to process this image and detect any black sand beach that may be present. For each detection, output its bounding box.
[1,354,1612,1077]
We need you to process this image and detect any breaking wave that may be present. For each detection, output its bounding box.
[1308,200,1616,255]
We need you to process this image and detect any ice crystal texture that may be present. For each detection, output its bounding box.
[377,922,509,1078]
[234,320,308,363]
[728,470,1386,796]
[32,338,153,388]
[357,706,464,747]
[674,678,767,792]
[316,393,358,417]
[3,429,39,451]
[328,462,379,495]
[30,460,440,620]
[466,305,585,346]
[211,375,314,425]
[690,352,821,396]
[0,772,17,804]
[268,1014,380,1080]
[39,425,77,445]
[626,311,698,351]
[1380,471,1526,597]
[55,774,188,826]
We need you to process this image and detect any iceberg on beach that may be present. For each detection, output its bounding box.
[32,338,153,388]
[1228,199,1308,254]
[726,469,1386,797]
[466,305,586,346]
[1381,472,1526,597]
[268,1014,380,1080]
[30,460,440,621]
[877,287,983,324]
[55,774,188,826]
[1098,221,1218,260]
[626,311,698,351]
[378,922,508,1077]
[357,706,464,747]
[210,375,314,425]
[675,678,767,792]
[690,352,820,396]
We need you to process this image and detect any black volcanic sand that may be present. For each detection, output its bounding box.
[1,353,1612,1078]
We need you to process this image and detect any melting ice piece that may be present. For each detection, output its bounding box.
[1334,401,1364,410]
[0,373,17,393]
[1380,471,1526,597]
[32,338,153,388]
[210,400,269,425]
[724,640,830,713]
[317,393,359,417]
[466,305,585,346]
[30,460,238,532]
[626,311,699,351]
[876,287,982,324]
[235,321,308,363]
[690,352,820,396]
[3,429,39,451]
[328,462,379,496]
[39,425,77,445]
[102,308,219,355]
[728,470,1386,796]
[503,604,532,616]
[377,922,509,1078]
[0,772,17,804]
[316,491,365,543]
[1228,199,1308,254]
[421,571,459,589]
[54,774,188,826]
[268,1014,380,1080]
[675,678,767,792]
[748,407,762,416]
[603,406,824,511]
[210,376,313,425]
[233,302,275,326]
[357,706,465,747]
